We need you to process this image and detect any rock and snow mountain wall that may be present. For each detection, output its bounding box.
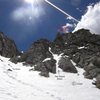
[0,29,100,89]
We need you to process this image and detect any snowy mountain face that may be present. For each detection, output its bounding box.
[0,55,100,100]
[0,29,100,100]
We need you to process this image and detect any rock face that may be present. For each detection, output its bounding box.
[0,32,19,58]
[27,39,52,65]
[84,56,100,79]
[2,29,100,89]
[50,29,100,88]
[34,59,56,77]
[17,39,52,65]
[58,56,77,73]
[51,33,65,54]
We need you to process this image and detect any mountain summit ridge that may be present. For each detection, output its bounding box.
[0,28,100,89]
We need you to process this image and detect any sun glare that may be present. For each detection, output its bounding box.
[25,0,33,4]
[24,0,43,5]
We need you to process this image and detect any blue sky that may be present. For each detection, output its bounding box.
[0,0,99,51]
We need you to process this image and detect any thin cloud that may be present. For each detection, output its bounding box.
[66,23,74,28]
[11,4,45,23]
[58,23,74,33]
[74,2,100,34]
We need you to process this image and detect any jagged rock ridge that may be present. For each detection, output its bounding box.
[1,29,100,89]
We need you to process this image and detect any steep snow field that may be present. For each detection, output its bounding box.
[0,55,100,100]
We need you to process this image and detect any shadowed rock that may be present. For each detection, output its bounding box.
[34,59,56,77]
[0,32,19,58]
[58,56,77,73]
[12,39,53,65]
[84,56,100,79]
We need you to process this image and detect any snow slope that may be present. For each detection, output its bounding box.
[0,55,100,100]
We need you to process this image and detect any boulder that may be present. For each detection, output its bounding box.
[43,59,56,74]
[34,59,56,76]
[58,56,77,73]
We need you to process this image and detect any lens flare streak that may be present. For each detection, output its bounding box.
[44,0,79,22]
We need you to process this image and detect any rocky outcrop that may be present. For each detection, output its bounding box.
[51,29,100,55]
[51,33,65,54]
[58,56,77,73]
[2,28,100,88]
[10,39,56,77]
[24,39,52,65]
[84,56,100,79]
[34,59,56,77]
[50,29,100,88]
[0,32,19,58]
[12,39,53,65]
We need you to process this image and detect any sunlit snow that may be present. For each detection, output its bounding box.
[0,55,100,100]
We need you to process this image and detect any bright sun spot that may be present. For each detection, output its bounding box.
[11,0,45,23]
[25,0,33,4]
[24,0,43,5]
